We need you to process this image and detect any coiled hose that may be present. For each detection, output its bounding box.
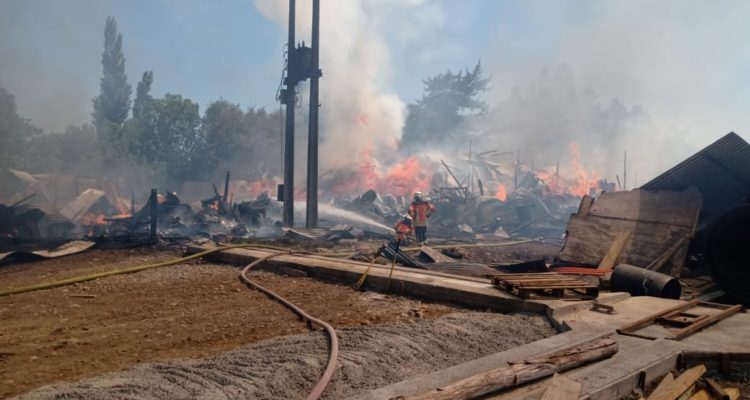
[240,252,339,400]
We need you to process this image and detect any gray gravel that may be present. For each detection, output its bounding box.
[15,312,555,400]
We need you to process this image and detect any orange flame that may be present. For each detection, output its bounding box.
[81,213,107,225]
[325,147,432,197]
[495,184,507,201]
[537,142,600,197]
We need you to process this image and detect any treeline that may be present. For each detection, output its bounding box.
[0,17,282,188]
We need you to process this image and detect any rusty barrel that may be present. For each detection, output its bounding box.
[610,263,682,299]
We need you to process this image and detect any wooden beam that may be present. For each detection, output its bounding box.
[704,378,730,400]
[400,337,618,400]
[669,304,743,340]
[647,365,706,400]
[687,389,710,400]
[599,231,631,270]
[618,301,698,334]
[648,373,674,400]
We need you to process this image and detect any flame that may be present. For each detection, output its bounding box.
[537,142,600,197]
[324,147,432,197]
[495,183,507,201]
[81,213,107,225]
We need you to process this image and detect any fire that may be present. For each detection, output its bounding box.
[81,213,107,225]
[325,147,432,197]
[537,143,600,197]
[495,183,507,201]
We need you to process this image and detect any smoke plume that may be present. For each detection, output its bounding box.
[254,0,444,172]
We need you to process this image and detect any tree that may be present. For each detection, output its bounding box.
[92,16,132,150]
[201,100,245,169]
[134,93,204,183]
[0,87,42,169]
[132,71,153,121]
[401,62,489,153]
[25,124,97,172]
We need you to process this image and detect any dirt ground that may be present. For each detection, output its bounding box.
[14,312,555,400]
[0,247,473,398]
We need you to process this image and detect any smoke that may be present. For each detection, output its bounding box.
[0,1,106,132]
[482,0,750,183]
[254,0,444,171]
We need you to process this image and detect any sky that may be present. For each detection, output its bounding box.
[1,0,750,181]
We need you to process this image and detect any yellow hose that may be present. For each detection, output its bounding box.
[0,243,363,298]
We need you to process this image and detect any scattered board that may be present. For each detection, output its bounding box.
[491,272,599,299]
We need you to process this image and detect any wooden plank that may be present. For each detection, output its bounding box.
[648,365,706,400]
[618,301,698,334]
[649,373,675,400]
[599,231,632,270]
[401,337,618,400]
[558,214,693,272]
[646,236,688,272]
[687,389,710,400]
[418,246,456,263]
[540,374,582,400]
[705,378,730,400]
[670,304,743,340]
[587,189,702,227]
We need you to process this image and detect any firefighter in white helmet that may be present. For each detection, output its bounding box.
[408,191,435,244]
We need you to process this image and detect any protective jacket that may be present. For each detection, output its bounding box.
[408,199,435,227]
[393,220,413,241]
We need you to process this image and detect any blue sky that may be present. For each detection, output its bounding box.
[2,0,750,181]
[0,0,565,128]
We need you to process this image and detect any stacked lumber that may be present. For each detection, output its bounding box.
[643,365,741,400]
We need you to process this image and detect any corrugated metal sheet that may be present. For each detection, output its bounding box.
[641,132,750,223]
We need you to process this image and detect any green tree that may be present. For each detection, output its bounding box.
[132,71,153,121]
[401,62,488,152]
[24,124,97,172]
[201,99,245,169]
[135,94,204,183]
[0,87,42,169]
[92,16,132,155]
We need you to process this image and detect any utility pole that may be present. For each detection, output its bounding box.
[280,0,322,227]
[554,159,560,193]
[281,0,297,227]
[305,0,321,228]
[623,150,627,191]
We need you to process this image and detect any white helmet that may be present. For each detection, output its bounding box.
[414,191,423,199]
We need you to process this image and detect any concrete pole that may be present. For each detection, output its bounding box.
[305,0,320,228]
[282,0,296,226]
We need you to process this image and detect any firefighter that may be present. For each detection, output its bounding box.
[408,191,436,244]
[393,214,414,242]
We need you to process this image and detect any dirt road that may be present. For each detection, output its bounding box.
[14,312,555,399]
[0,248,469,397]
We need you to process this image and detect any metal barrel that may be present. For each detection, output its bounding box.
[610,263,682,299]
[705,205,750,306]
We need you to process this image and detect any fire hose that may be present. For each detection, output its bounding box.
[0,244,341,399]
[240,252,339,400]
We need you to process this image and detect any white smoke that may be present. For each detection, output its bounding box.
[254,0,444,170]
[484,0,750,183]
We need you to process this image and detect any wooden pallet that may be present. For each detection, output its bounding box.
[491,272,599,299]
[617,300,744,340]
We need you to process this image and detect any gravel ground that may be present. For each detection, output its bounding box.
[14,312,555,400]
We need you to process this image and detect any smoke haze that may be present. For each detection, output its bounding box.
[1,0,749,185]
